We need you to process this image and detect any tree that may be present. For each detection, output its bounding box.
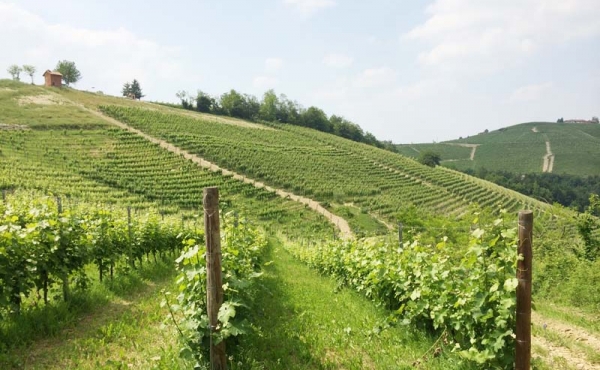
[22,65,36,84]
[592,117,599,124]
[300,106,332,132]
[7,65,22,81]
[176,90,194,110]
[122,82,132,98]
[195,90,215,113]
[557,117,564,123]
[55,60,81,86]
[220,90,258,120]
[259,89,279,122]
[418,151,441,167]
[129,79,144,100]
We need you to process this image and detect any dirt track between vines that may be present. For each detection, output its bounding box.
[84,107,353,239]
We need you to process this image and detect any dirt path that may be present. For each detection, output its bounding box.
[445,143,479,160]
[83,107,353,239]
[532,311,600,370]
[542,140,554,173]
[533,311,600,353]
[532,127,539,133]
[533,335,600,370]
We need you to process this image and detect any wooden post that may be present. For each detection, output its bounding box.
[56,196,69,301]
[398,222,403,246]
[516,210,533,370]
[127,206,135,269]
[204,187,227,370]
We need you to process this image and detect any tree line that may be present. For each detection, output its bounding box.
[460,167,600,212]
[171,89,397,151]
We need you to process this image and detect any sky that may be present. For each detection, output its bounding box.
[1,0,599,143]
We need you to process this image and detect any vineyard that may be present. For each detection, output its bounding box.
[400,122,600,176]
[0,192,191,316]
[1,80,599,369]
[99,106,550,227]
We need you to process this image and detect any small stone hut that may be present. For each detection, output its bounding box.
[43,70,62,87]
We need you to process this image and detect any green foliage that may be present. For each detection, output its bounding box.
[287,213,519,367]
[170,85,393,151]
[577,194,600,261]
[219,89,259,120]
[300,106,331,132]
[195,90,215,113]
[6,65,22,81]
[460,169,600,211]
[169,214,267,365]
[21,65,36,84]
[258,89,279,122]
[0,192,190,316]
[55,60,81,86]
[419,150,442,167]
[122,79,144,100]
[100,105,550,224]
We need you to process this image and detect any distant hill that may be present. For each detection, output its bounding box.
[396,122,600,176]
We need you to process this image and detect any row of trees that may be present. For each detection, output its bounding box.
[174,89,397,151]
[7,65,36,84]
[6,60,81,86]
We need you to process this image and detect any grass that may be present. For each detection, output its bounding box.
[328,203,390,237]
[0,258,190,370]
[229,238,474,370]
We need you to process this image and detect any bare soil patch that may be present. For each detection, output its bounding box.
[0,123,29,131]
[177,110,276,130]
[533,311,600,354]
[17,94,70,106]
[542,140,554,173]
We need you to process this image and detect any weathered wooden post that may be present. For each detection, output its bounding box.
[398,222,403,246]
[204,187,227,370]
[516,210,533,370]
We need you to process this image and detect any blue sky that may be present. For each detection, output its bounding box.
[1,0,599,142]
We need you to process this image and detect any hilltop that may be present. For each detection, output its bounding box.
[2,80,599,369]
[395,121,600,176]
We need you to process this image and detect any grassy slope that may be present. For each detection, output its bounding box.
[1,260,190,370]
[396,122,600,176]
[231,240,472,370]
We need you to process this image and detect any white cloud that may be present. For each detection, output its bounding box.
[406,0,600,71]
[509,82,553,102]
[265,58,283,72]
[353,67,397,88]
[0,2,185,98]
[253,76,279,89]
[323,53,353,68]
[284,0,336,15]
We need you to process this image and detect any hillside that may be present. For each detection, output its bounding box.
[396,122,600,176]
[2,80,600,369]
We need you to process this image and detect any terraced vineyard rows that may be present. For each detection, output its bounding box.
[0,126,331,239]
[284,124,550,214]
[100,106,550,228]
